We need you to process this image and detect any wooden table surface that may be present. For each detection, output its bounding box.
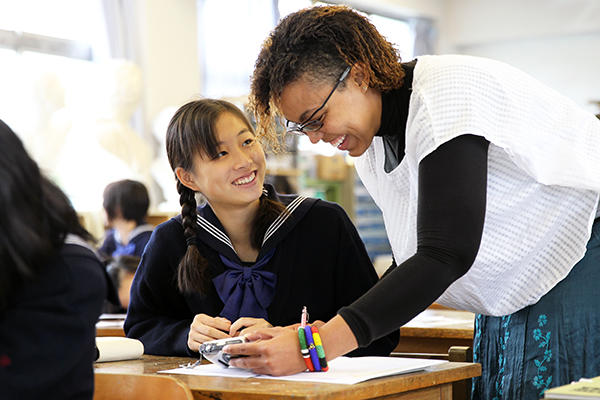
[96,307,476,355]
[96,319,125,337]
[396,308,475,355]
[95,355,480,400]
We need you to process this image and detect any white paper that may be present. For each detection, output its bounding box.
[98,313,127,320]
[96,320,124,328]
[159,356,447,385]
[95,337,144,362]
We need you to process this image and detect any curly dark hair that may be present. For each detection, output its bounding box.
[250,5,405,149]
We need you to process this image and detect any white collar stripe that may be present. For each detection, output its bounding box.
[262,196,307,245]
[263,196,303,239]
[196,216,235,251]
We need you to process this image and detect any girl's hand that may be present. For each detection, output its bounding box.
[187,314,231,352]
[229,317,272,337]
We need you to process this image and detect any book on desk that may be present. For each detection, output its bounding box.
[544,377,600,399]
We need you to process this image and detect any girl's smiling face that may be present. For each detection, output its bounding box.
[182,111,266,211]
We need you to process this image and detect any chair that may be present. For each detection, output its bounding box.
[94,372,194,400]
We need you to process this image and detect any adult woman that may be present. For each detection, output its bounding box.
[124,99,397,357]
[0,120,107,399]
[223,6,600,399]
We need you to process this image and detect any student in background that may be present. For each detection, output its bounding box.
[105,255,140,313]
[99,179,153,260]
[222,5,600,399]
[124,99,397,357]
[0,120,107,399]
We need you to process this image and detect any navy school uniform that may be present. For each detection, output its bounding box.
[125,185,398,357]
[0,238,107,400]
[98,224,153,259]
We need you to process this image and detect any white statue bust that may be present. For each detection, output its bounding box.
[151,106,180,212]
[55,59,154,211]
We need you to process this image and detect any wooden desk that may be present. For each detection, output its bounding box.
[96,309,475,354]
[95,355,480,399]
[96,320,125,337]
[396,309,475,355]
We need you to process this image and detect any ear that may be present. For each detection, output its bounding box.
[175,167,201,192]
[350,62,370,91]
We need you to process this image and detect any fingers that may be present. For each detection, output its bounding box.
[229,317,254,337]
[244,326,289,342]
[232,318,273,337]
[195,313,231,332]
[312,320,325,328]
[189,314,231,344]
[226,336,306,376]
[187,332,220,352]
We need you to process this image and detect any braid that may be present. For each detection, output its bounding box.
[176,180,210,294]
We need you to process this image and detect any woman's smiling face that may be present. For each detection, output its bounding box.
[279,67,382,157]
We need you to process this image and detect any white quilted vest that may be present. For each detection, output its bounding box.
[355,55,600,316]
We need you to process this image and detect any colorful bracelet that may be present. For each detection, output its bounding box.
[311,325,329,372]
[303,325,322,372]
[298,326,314,371]
[297,323,329,372]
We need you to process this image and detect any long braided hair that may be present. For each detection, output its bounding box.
[250,5,405,151]
[166,99,285,294]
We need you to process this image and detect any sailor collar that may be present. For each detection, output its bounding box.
[192,184,317,264]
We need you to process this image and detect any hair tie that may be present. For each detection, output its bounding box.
[185,235,197,247]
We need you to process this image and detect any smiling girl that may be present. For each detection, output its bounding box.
[123,99,397,357]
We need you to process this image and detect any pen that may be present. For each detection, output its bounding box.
[300,305,308,327]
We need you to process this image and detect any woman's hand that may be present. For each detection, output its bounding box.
[229,317,272,337]
[187,314,232,352]
[224,327,306,376]
[224,315,359,376]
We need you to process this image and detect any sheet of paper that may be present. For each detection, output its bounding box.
[159,356,447,385]
[96,320,124,328]
[98,313,127,320]
[404,314,469,327]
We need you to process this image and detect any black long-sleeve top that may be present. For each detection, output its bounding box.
[125,188,398,357]
[338,60,491,347]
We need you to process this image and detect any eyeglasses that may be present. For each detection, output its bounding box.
[285,66,351,136]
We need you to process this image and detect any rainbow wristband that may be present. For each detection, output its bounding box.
[298,327,314,372]
[311,325,329,372]
[304,325,321,372]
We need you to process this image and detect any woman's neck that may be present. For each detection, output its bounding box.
[211,200,261,262]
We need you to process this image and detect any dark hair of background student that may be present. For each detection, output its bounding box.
[103,179,150,225]
[165,99,285,294]
[0,119,92,312]
[250,5,405,149]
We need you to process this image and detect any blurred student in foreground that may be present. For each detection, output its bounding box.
[0,120,107,400]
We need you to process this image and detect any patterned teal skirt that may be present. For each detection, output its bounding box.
[472,217,600,400]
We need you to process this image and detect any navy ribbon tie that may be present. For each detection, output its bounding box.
[113,242,136,256]
[213,248,277,322]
